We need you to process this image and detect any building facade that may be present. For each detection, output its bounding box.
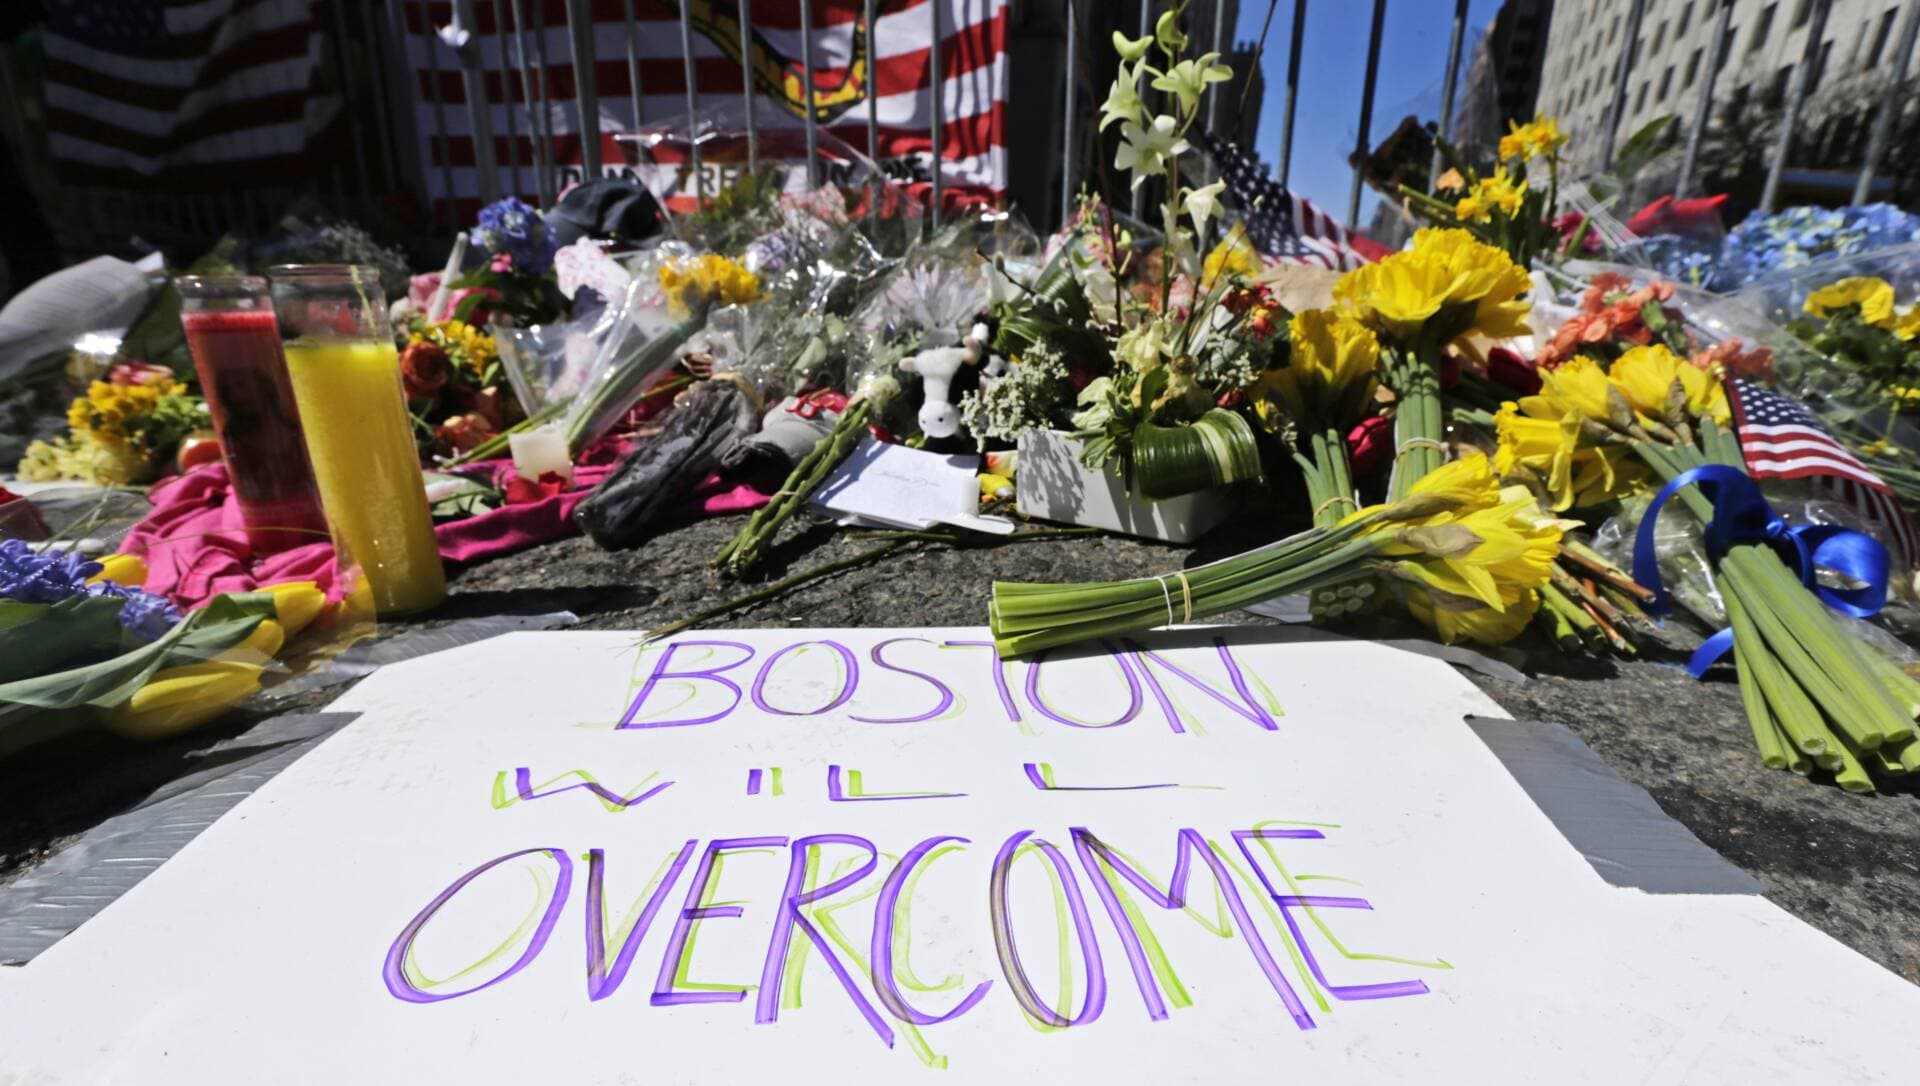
[1536,0,1916,171]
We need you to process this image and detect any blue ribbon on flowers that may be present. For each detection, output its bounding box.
[1632,465,1890,678]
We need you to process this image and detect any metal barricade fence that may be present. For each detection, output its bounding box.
[9,0,1914,260]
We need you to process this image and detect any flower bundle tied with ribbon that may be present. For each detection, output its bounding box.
[1511,342,1920,792]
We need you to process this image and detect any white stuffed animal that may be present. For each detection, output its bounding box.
[901,321,992,439]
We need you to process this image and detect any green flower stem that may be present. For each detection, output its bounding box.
[1533,597,1582,653]
[1540,583,1604,652]
[714,398,873,577]
[1383,340,1445,502]
[1730,630,1789,770]
[1724,587,1831,759]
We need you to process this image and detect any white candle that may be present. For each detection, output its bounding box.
[508,423,573,482]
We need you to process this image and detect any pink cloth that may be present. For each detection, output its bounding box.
[123,447,774,609]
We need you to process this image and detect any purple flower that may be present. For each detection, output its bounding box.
[475,197,557,276]
[1,539,182,643]
[91,582,183,643]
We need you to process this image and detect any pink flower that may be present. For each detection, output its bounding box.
[408,272,443,311]
[490,252,514,274]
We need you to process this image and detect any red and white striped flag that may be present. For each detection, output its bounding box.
[1728,377,1920,569]
[401,0,1009,224]
[41,0,341,189]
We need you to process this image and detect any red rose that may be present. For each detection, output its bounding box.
[1486,347,1542,395]
[454,384,508,430]
[1346,415,1392,476]
[400,341,451,400]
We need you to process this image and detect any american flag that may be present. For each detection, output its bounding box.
[41,0,341,189]
[1198,130,1384,272]
[1728,377,1920,569]
[402,0,1007,224]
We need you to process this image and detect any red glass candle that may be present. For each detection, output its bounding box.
[176,276,329,553]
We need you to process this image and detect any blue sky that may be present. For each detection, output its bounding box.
[1230,1,1498,230]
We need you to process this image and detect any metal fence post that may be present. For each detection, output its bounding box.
[1428,0,1468,187]
[1597,0,1647,168]
[1675,0,1736,198]
[451,0,500,204]
[564,0,602,180]
[623,0,644,131]
[1277,0,1306,190]
[325,0,375,213]
[1061,0,1077,223]
[508,0,554,205]
[1347,0,1387,230]
[360,0,401,195]
[492,0,524,198]
[678,0,702,204]
[1760,0,1830,212]
[1853,0,1920,206]
[929,0,944,221]
[741,0,758,174]
[800,0,821,189]
[418,0,457,231]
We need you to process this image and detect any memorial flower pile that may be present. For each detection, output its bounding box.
[1788,276,1920,414]
[397,317,523,457]
[1402,114,1568,267]
[17,368,208,486]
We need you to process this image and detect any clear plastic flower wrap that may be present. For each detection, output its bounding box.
[559,248,697,453]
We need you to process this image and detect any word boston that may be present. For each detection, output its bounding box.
[2,629,1916,1083]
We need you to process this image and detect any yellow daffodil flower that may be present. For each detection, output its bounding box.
[1534,355,1616,423]
[1202,229,1262,283]
[1255,308,1380,430]
[1494,401,1646,510]
[1804,276,1897,328]
[1497,115,1569,162]
[1335,229,1532,346]
[1454,168,1528,223]
[1608,343,1730,426]
[658,254,762,317]
[1892,304,1920,341]
[1408,581,1541,645]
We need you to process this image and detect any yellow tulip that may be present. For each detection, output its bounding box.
[105,619,284,741]
[1804,277,1897,328]
[1607,343,1730,426]
[87,553,149,588]
[259,580,326,638]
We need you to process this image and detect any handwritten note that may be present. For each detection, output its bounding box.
[1,627,1914,1082]
[811,438,1014,534]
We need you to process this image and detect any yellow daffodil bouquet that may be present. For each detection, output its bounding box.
[1788,276,1920,417]
[1498,343,1920,792]
[1401,115,1569,268]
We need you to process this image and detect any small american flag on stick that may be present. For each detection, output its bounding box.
[1728,377,1920,569]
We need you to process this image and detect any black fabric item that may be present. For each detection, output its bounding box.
[574,382,757,549]
[546,179,667,248]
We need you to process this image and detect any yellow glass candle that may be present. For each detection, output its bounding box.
[272,266,445,614]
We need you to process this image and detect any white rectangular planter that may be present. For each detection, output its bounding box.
[1015,429,1236,544]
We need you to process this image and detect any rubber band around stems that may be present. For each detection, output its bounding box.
[1312,495,1358,520]
[1395,437,1446,455]
[1156,572,1194,626]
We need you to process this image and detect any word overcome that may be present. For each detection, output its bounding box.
[382,825,1428,1046]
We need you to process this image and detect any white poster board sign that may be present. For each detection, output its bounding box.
[0,628,1913,1082]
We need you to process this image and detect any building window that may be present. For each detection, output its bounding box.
[1869,8,1898,67]
[1792,0,1813,28]
[1719,24,1740,68]
[1635,80,1650,113]
[1658,65,1675,101]
[1751,4,1777,52]
[1653,20,1667,55]
[1808,40,1833,94]
[1685,46,1703,87]
[1766,64,1792,106]
[1677,3,1693,38]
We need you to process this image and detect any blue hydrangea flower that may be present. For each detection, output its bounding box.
[1,539,182,643]
[1686,203,1920,292]
[474,196,557,276]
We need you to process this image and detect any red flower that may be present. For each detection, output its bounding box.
[1346,415,1392,476]
[504,470,569,504]
[1440,353,1462,389]
[108,360,175,386]
[1486,348,1542,394]
[1626,194,1728,238]
[399,341,451,400]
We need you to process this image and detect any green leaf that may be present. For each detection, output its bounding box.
[565,316,706,454]
[0,592,276,711]
[1611,115,1677,183]
[1132,408,1263,501]
[0,596,127,683]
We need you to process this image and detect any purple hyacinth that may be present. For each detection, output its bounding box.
[1,539,182,643]
[475,196,558,276]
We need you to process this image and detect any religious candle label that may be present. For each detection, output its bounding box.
[2,628,1914,1082]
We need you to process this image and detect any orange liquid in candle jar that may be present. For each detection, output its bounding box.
[282,338,445,614]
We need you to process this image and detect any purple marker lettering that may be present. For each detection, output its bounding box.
[988,830,1106,1028]
[1023,645,1143,729]
[850,638,956,724]
[1071,828,1315,1028]
[750,640,860,716]
[619,640,756,729]
[940,640,1022,723]
[1121,638,1281,732]
[869,836,992,1026]
[382,847,572,1004]
[513,768,673,809]
[585,841,696,1001]
[652,836,786,1005]
[755,835,896,1047]
[1231,828,1429,1003]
